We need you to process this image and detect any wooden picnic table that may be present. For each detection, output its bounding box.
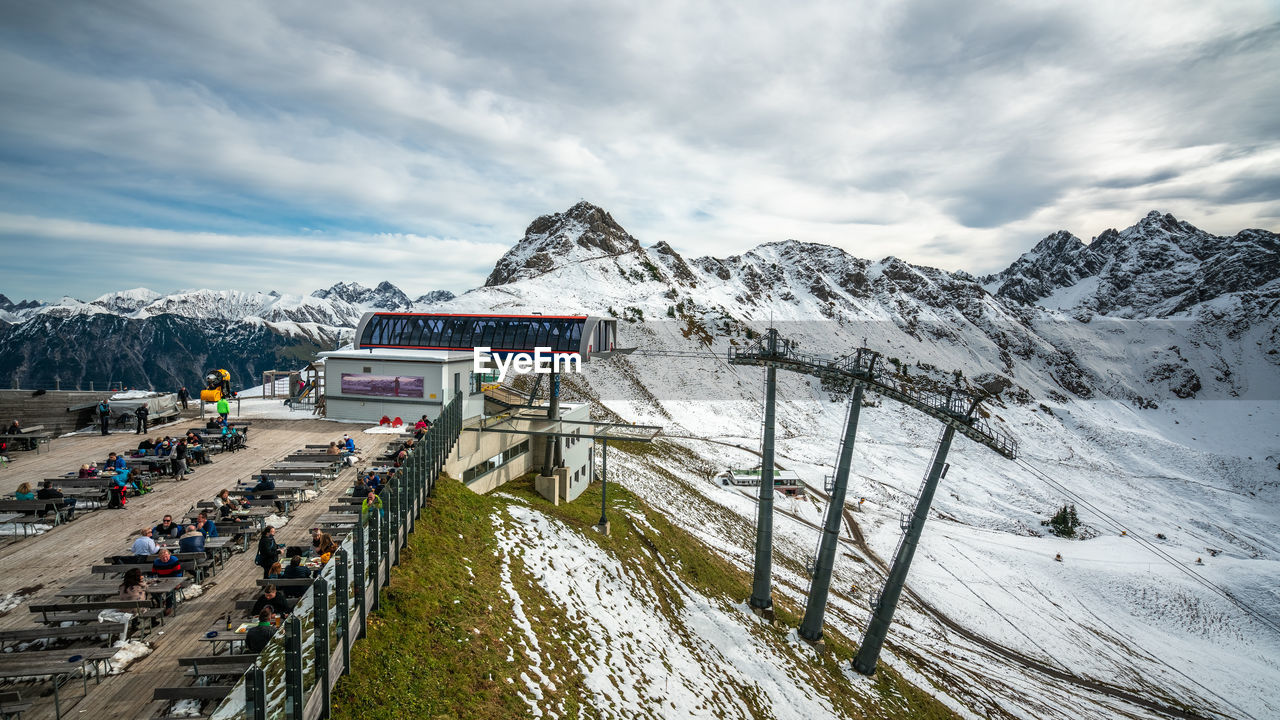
[0,512,21,523]
[0,429,53,453]
[196,619,257,655]
[57,575,188,603]
[0,649,113,718]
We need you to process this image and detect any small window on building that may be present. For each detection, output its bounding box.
[363,366,372,373]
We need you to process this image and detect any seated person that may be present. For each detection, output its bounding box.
[246,475,274,501]
[177,525,206,553]
[365,471,383,494]
[214,488,244,521]
[150,548,183,578]
[196,511,219,537]
[310,528,337,557]
[153,514,182,539]
[118,568,150,601]
[352,477,370,498]
[106,452,128,473]
[244,610,277,653]
[131,527,159,556]
[341,434,356,455]
[250,584,290,618]
[156,438,173,456]
[361,491,383,521]
[78,463,94,478]
[5,419,19,435]
[413,415,429,432]
[281,556,312,596]
[36,480,76,520]
[186,432,208,464]
[14,481,35,501]
[136,437,156,455]
[326,441,340,456]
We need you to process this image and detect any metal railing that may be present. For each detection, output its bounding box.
[206,392,464,720]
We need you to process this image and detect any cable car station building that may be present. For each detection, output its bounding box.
[318,312,646,501]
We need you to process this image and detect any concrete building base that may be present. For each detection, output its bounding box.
[749,604,776,623]
[535,474,561,505]
[593,520,611,536]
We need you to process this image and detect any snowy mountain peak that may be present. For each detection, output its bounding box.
[414,289,457,304]
[485,201,644,286]
[985,212,1278,316]
[0,293,42,312]
[92,287,163,314]
[311,280,413,310]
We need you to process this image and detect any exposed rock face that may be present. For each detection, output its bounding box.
[311,280,415,310]
[983,211,1280,318]
[485,201,644,286]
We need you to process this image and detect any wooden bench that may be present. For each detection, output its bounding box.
[28,599,164,633]
[0,500,67,526]
[178,654,257,678]
[0,689,32,719]
[95,553,215,582]
[0,621,128,651]
[152,685,234,701]
[0,426,51,453]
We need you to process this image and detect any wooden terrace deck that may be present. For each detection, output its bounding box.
[0,418,387,719]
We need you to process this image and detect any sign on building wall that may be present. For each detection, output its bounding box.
[339,373,425,398]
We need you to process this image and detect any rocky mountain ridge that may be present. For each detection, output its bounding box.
[0,204,1274,404]
[982,210,1279,318]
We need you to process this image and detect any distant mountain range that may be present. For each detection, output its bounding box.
[0,202,1275,401]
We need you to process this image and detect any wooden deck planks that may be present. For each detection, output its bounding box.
[0,417,389,720]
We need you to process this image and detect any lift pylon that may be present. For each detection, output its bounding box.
[799,383,864,642]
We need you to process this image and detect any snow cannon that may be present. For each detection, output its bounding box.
[200,369,233,402]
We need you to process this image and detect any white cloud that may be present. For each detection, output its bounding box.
[0,0,1276,299]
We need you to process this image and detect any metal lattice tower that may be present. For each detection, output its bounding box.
[728,331,1016,674]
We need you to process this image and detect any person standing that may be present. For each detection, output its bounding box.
[173,439,189,479]
[257,526,281,579]
[216,396,230,424]
[135,403,149,434]
[98,399,111,436]
[177,386,189,410]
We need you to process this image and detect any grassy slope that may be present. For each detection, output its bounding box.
[332,465,959,720]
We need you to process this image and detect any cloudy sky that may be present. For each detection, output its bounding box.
[1,0,1277,302]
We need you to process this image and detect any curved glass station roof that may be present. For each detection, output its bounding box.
[355,313,615,357]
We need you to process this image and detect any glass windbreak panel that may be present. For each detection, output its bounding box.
[209,681,249,720]
[567,320,583,350]
[294,588,318,696]
[547,321,563,350]
[321,550,340,651]
[260,628,289,720]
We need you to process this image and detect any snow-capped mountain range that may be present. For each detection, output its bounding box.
[1,202,1277,718]
[0,280,454,327]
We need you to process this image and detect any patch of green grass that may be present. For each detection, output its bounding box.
[333,461,960,720]
[331,475,589,720]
